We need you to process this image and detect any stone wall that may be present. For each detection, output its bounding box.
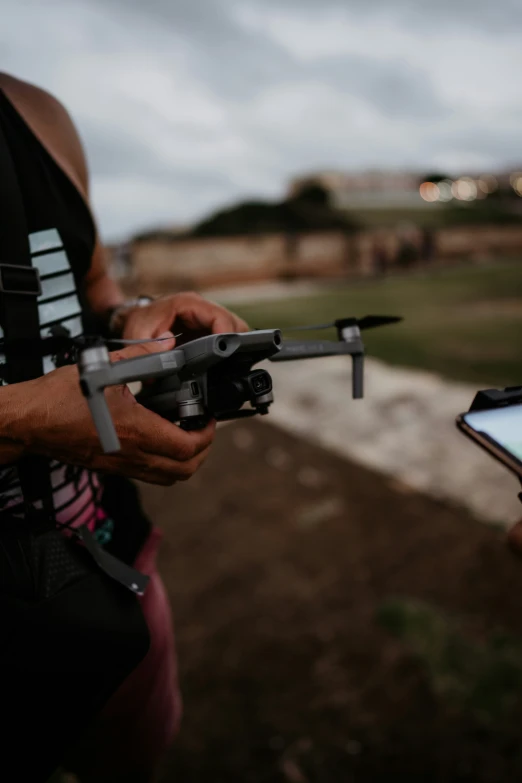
[121,225,522,293]
[437,225,522,260]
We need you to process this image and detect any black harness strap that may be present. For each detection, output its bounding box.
[0,112,55,526]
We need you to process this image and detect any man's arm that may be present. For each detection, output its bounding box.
[84,238,126,317]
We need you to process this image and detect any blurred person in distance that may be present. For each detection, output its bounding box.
[0,71,247,782]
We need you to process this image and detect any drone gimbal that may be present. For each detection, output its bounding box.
[78,314,401,453]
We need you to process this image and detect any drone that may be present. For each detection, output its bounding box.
[78,314,401,452]
[0,315,402,453]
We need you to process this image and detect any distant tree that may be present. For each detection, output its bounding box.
[191,194,358,238]
[420,172,451,185]
[132,228,184,243]
[290,182,331,207]
[192,201,287,237]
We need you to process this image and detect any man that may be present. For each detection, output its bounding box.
[0,71,247,781]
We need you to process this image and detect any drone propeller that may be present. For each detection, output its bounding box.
[288,315,402,332]
[0,333,180,358]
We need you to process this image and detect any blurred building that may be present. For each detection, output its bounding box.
[288,170,426,209]
[108,240,132,279]
[288,167,522,209]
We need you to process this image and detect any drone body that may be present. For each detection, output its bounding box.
[78,331,282,453]
[136,330,281,429]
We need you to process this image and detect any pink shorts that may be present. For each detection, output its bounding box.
[66,526,182,781]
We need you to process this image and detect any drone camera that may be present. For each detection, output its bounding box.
[247,370,272,397]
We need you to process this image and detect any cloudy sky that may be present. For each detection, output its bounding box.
[1,0,521,241]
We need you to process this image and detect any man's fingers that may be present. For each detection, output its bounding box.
[137,412,216,461]
[121,294,250,342]
[110,444,213,486]
[174,445,213,481]
[210,312,249,334]
[133,442,213,485]
[171,299,248,336]
[124,309,173,340]
[110,331,176,361]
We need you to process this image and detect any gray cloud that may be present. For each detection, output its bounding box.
[92,0,522,38]
[310,57,448,120]
[1,0,520,241]
[88,0,300,101]
[83,0,450,123]
[255,0,522,36]
[426,124,522,167]
[82,119,234,193]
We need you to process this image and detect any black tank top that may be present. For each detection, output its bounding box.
[0,88,102,526]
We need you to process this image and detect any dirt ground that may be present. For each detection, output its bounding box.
[138,420,522,783]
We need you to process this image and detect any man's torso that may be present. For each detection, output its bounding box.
[0,87,101,526]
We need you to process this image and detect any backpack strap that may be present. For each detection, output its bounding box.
[0,111,55,526]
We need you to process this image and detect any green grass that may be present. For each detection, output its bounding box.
[340,203,522,229]
[377,598,522,725]
[223,260,522,387]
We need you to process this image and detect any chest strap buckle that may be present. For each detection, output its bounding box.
[0,264,42,296]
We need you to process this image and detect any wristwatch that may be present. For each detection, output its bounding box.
[108,295,154,335]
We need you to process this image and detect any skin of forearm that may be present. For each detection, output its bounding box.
[0,270,119,467]
[0,383,34,464]
[83,238,126,318]
[0,263,124,466]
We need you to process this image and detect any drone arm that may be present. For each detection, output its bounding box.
[79,348,186,453]
[269,339,364,399]
[352,352,363,399]
[269,339,363,361]
[84,390,122,454]
[105,350,185,386]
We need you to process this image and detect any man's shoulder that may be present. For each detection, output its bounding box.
[0,72,88,197]
[0,72,69,123]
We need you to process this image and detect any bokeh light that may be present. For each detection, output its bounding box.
[452,177,477,201]
[437,180,453,202]
[419,181,440,202]
[510,172,522,196]
[478,174,498,193]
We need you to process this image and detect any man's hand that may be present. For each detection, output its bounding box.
[120,292,249,343]
[3,335,215,486]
